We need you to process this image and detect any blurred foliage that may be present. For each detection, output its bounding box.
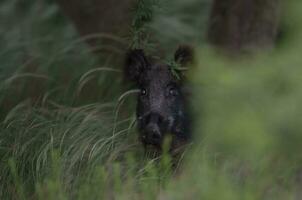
[0,0,302,199]
[130,0,160,50]
[130,0,210,56]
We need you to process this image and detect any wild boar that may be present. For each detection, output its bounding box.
[124,46,193,154]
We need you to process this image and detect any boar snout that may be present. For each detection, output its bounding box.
[142,113,164,146]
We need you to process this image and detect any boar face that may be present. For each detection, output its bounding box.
[124,46,193,149]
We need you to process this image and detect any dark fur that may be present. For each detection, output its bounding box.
[124,46,193,154]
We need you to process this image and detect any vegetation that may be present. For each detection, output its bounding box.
[0,0,302,199]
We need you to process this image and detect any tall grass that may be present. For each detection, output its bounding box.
[0,101,162,199]
[0,0,188,198]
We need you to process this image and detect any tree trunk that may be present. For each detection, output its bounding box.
[208,0,280,52]
[56,0,136,48]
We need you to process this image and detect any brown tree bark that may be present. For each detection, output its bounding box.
[56,0,136,48]
[208,0,280,52]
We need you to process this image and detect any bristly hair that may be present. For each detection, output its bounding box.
[124,49,149,82]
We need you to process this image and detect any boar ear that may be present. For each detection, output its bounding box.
[174,45,194,66]
[124,49,148,82]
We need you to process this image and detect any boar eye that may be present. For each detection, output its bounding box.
[168,87,178,96]
[140,88,147,96]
